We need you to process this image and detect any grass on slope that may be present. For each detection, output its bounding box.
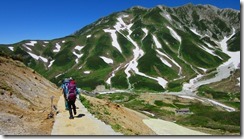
[97,93,240,135]
[227,31,240,51]
[180,38,222,69]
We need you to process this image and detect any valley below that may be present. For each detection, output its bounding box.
[85,91,240,135]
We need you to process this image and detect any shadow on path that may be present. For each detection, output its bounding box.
[76,114,85,118]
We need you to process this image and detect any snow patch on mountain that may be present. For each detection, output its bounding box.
[197,67,208,73]
[48,60,55,68]
[122,23,146,88]
[220,28,240,68]
[106,65,121,85]
[182,28,238,93]
[78,66,82,70]
[165,14,172,21]
[160,12,172,21]
[40,56,48,63]
[84,71,91,74]
[55,73,63,78]
[25,41,37,46]
[142,28,148,40]
[103,29,122,53]
[73,51,83,64]
[8,46,14,51]
[152,35,162,49]
[87,35,92,38]
[72,45,85,63]
[115,15,128,30]
[100,56,113,64]
[167,26,181,43]
[190,28,202,37]
[74,45,85,51]
[124,34,168,88]
[23,45,32,51]
[114,15,133,34]
[53,43,61,53]
[198,44,223,60]
[204,42,218,51]
[156,50,182,76]
[112,15,168,89]
[153,34,183,74]
[27,52,38,60]
[157,77,168,88]
[158,56,172,67]
[27,52,48,63]
[173,27,202,75]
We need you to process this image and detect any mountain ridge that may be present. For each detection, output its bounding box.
[0,4,240,93]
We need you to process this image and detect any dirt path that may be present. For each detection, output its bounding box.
[51,96,122,135]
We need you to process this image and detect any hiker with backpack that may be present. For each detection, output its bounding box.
[66,78,79,119]
[61,78,70,110]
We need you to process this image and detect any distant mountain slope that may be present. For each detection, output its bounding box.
[0,56,60,135]
[0,4,240,92]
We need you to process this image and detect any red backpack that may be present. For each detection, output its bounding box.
[67,81,77,101]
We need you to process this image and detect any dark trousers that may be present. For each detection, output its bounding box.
[67,100,76,118]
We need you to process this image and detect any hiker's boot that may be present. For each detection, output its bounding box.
[69,116,74,119]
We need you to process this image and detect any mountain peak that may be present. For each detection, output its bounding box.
[0,3,240,92]
[130,5,148,10]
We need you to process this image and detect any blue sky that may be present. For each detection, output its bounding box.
[0,0,241,44]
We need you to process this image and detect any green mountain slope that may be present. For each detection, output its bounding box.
[0,4,240,92]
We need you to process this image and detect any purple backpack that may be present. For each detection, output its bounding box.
[67,82,77,101]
